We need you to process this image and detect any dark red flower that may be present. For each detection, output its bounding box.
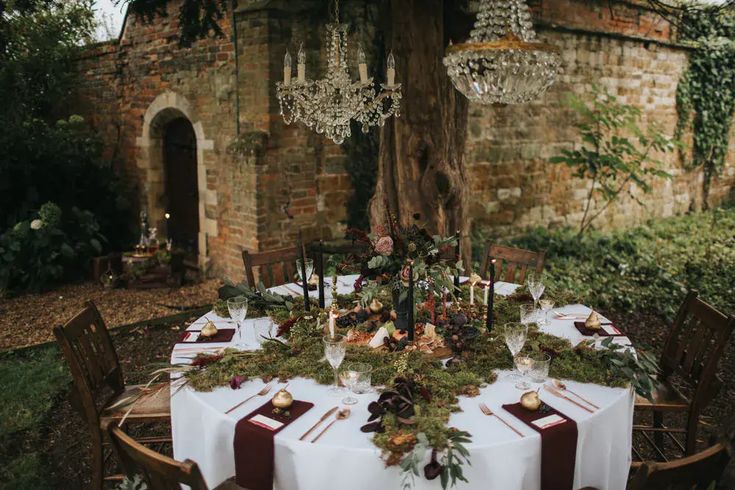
[229,375,247,389]
[277,317,298,337]
[353,274,364,292]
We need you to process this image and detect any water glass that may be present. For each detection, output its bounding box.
[539,299,555,327]
[514,355,533,390]
[323,334,346,393]
[519,303,536,326]
[227,297,249,348]
[296,258,314,284]
[340,362,373,405]
[252,318,275,346]
[529,352,551,383]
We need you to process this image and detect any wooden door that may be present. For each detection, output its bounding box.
[163,118,199,255]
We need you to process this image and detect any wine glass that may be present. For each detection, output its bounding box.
[227,297,249,348]
[502,323,528,384]
[514,355,533,390]
[539,299,555,328]
[340,369,359,405]
[296,258,314,284]
[323,334,346,393]
[526,273,546,320]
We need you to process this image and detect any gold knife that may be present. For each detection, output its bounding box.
[299,406,338,441]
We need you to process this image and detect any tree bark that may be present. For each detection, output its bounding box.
[369,0,472,265]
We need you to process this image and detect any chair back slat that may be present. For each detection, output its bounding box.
[105,422,209,490]
[660,291,735,396]
[480,244,546,284]
[242,246,302,288]
[53,301,124,424]
[628,443,728,490]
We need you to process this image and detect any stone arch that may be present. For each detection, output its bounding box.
[136,91,217,268]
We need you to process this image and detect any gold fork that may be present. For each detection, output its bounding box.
[225,382,276,415]
[552,380,600,410]
[478,403,524,438]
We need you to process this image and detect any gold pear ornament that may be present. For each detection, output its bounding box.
[520,390,541,411]
[584,310,602,330]
[200,320,219,338]
[271,387,294,409]
[369,298,384,314]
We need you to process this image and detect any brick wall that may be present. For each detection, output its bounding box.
[74,0,735,282]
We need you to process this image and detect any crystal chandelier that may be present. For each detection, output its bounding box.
[275,0,401,145]
[443,0,562,105]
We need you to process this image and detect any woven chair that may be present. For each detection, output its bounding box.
[105,421,242,490]
[479,244,546,283]
[628,442,729,489]
[242,246,302,288]
[633,291,735,461]
[53,301,171,489]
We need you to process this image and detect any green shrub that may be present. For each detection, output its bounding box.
[473,207,735,320]
[0,202,106,294]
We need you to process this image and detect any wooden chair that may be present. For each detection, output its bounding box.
[310,239,370,307]
[628,443,729,489]
[633,291,735,460]
[242,246,301,288]
[480,244,546,283]
[105,421,241,489]
[53,301,171,489]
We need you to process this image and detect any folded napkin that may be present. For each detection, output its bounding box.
[503,403,578,490]
[573,322,623,337]
[177,328,235,343]
[234,400,314,490]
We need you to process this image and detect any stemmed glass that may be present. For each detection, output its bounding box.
[323,334,346,393]
[539,299,555,328]
[227,297,249,348]
[502,323,529,388]
[527,273,546,321]
[296,258,314,284]
[519,303,536,326]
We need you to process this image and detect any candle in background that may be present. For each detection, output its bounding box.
[486,259,496,332]
[483,280,490,305]
[386,51,396,86]
[453,230,460,293]
[297,44,306,82]
[283,50,292,86]
[469,283,474,305]
[164,212,171,242]
[328,305,337,338]
[407,261,415,342]
[358,45,368,84]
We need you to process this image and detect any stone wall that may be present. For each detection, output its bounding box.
[74,0,735,282]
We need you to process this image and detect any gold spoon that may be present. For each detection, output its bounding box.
[311,408,351,443]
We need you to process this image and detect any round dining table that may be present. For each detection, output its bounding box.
[170,275,635,489]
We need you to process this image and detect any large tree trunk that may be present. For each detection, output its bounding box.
[369,0,472,265]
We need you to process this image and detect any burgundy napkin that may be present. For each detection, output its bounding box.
[234,400,314,490]
[177,328,235,343]
[503,402,578,490]
[573,322,623,337]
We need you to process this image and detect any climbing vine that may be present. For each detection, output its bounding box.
[675,6,735,208]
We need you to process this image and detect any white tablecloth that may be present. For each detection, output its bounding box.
[171,276,634,489]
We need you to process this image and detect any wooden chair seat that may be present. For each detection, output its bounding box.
[102,383,171,421]
[634,381,689,412]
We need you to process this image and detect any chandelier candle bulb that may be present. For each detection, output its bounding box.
[387,52,396,86]
[284,51,292,86]
[297,44,306,83]
[358,45,368,84]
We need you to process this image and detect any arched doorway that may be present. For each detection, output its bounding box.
[163,118,199,255]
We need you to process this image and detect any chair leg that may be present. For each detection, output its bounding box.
[91,431,105,490]
[653,411,664,457]
[684,409,700,456]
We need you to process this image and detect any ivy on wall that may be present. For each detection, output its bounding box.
[675,6,735,208]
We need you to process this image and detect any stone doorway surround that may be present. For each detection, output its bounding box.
[136,90,217,269]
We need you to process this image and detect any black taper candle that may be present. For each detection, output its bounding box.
[317,240,325,309]
[453,230,461,294]
[486,259,496,332]
[298,231,310,311]
[407,260,415,342]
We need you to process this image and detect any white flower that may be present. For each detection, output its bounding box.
[30,219,43,230]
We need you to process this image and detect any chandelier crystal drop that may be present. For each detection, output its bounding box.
[276,0,401,145]
[443,0,562,105]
